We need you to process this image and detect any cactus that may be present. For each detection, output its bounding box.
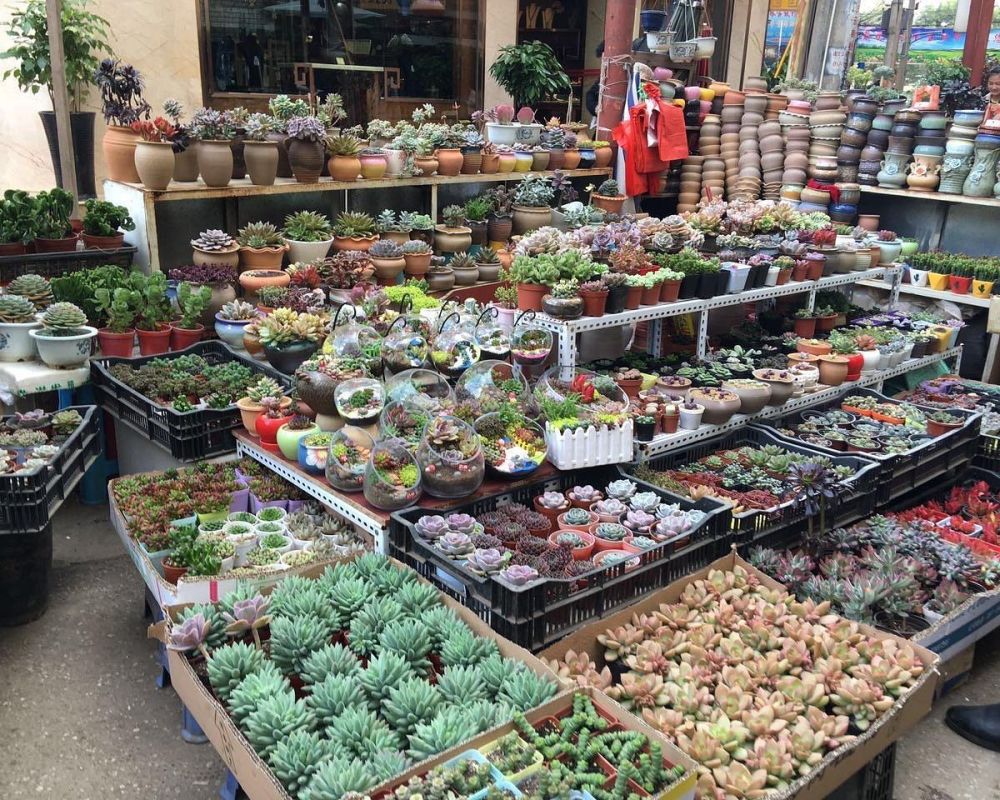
[268,729,338,796]
[300,642,362,686]
[41,301,87,332]
[0,294,38,323]
[306,673,371,725]
[7,274,53,310]
[243,692,316,760]
[382,675,443,736]
[191,229,236,251]
[269,615,331,676]
[207,642,266,702]
[440,627,499,668]
[437,664,489,706]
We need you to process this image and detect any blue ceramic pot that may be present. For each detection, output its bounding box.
[640,9,667,30]
[214,314,254,350]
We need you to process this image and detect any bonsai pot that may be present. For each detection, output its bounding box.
[29,326,98,368]
[451,263,479,286]
[136,324,171,356]
[0,319,41,362]
[688,388,740,425]
[426,269,455,292]
[475,261,501,282]
[797,339,832,356]
[264,341,320,374]
[284,237,333,264]
[239,244,288,270]
[333,234,377,252]
[97,328,135,357]
[169,323,205,351]
[752,369,794,405]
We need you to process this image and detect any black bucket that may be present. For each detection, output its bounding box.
[39,111,97,199]
[0,526,52,626]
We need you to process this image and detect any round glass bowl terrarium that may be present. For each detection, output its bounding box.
[431,325,481,379]
[474,309,511,359]
[327,311,383,376]
[378,400,433,445]
[385,368,455,406]
[334,377,385,425]
[416,415,486,498]
[382,320,430,373]
[326,426,374,492]
[536,365,630,411]
[474,412,547,478]
[456,360,530,416]
[363,438,423,510]
[511,319,553,367]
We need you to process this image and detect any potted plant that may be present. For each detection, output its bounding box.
[282,210,334,264]
[949,259,974,295]
[334,377,385,424]
[332,211,377,252]
[972,263,998,298]
[188,107,237,187]
[590,179,626,215]
[592,521,629,551]
[434,205,473,254]
[356,146,387,180]
[542,279,583,319]
[635,414,656,441]
[29,302,97,368]
[512,176,555,234]
[94,58,151,184]
[402,240,434,277]
[93,285,139,357]
[471,246,502,282]
[875,230,902,265]
[793,307,817,338]
[721,378,771,415]
[324,133,360,182]
[236,376,288,435]
[576,280,608,317]
[688,387,741,424]
[0,190,36,255]
[814,304,838,333]
[927,256,951,291]
[448,252,480,286]
[80,199,134,249]
[406,212,435,245]
[927,409,965,437]
[463,195,492,246]
[190,228,239,269]
[630,272,662,306]
[169,282,211,351]
[363,439,423,510]
[533,489,570,529]
[212,299,257,350]
[368,240,406,284]
[0,295,41,362]
[128,272,171,355]
[236,222,288,270]
[32,188,77,252]
[280,114,325,183]
[293,430,330,474]
[427,262,455,292]
[258,308,327,374]
[817,353,850,386]
[489,42,571,115]
[237,112,279,186]
[376,210,411,245]
[509,255,558,311]
[130,117,177,191]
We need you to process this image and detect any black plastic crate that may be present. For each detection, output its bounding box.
[622,427,883,544]
[975,431,1000,472]
[90,341,289,462]
[0,405,101,534]
[0,245,135,281]
[755,388,982,505]
[389,468,732,652]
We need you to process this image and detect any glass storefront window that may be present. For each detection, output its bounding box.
[200,0,482,115]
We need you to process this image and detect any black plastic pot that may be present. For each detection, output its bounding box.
[752,263,769,288]
[40,111,96,199]
[697,272,717,299]
[605,285,628,314]
[679,274,699,299]
[635,420,656,441]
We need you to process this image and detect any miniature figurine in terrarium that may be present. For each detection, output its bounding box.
[475,410,546,477]
[385,368,455,406]
[431,312,481,379]
[416,415,485,498]
[382,314,430,373]
[326,426,374,492]
[334,377,385,424]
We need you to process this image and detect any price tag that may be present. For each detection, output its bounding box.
[669,42,698,62]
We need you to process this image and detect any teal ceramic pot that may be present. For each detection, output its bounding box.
[946,138,976,156]
[913,145,945,156]
[940,153,974,193]
[876,151,910,188]
[872,113,894,131]
[954,109,985,127]
[963,145,1000,196]
[919,112,947,130]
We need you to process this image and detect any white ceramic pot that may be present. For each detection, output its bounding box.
[256,507,288,522]
[28,326,97,368]
[679,405,704,430]
[220,555,235,572]
[0,320,41,362]
[859,350,880,373]
[383,148,407,177]
[257,531,293,553]
[764,266,780,286]
[485,123,517,146]
[284,237,333,264]
[909,268,928,287]
[226,533,258,566]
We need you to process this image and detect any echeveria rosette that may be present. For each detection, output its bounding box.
[624,509,657,532]
[415,515,449,541]
[787,461,842,516]
[654,512,692,539]
[555,531,587,548]
[606,479,637,500]
[629,491,661,513]
[445,513,478,534]
[466,548,510,576]
[630,536,658,550]
[593,497,627,518]
[594,523,628,542]
[437,531,474,559]
[562,507,593,526]
[569,485,603,503]
[223,596,272,647]
[167,614,211,659]
[537,491,569,510]
[500,564,540,586]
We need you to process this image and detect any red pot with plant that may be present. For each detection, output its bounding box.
[949,274,972,294]
[162,557,187,585]
[97,329,135,357]
[805,254,826,280]
[548,529,596,560]
[927,411,965,437]
[624,285,643,309]
[815,312,837,333]
[640,282,661,305]
[254,398,293,452]
[579,281,608,316]
[136,324,171,356]
[845,352,864,380]
[661,406,680,434]
[792,260,809,281]
[516,282,547,311]
[793,314,817,338]
[660,279,681,302]
[533,491,569,532]
[613,368,643,400]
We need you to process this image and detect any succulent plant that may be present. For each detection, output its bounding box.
[396,580,441,618]
[407,705,479,761]
[301,757,378,799]
[369,239,404,258]
[299,642,362,686]
[306,673,371,726]
[268,729,338,796]
[207,641,267,703]
[269,615,331,676]
[175,603,228,650]
[377,618,433,673]
[219,299,259,321]
[348,595,403,657]
[226,662,292,725]
[191,229,236,251]
[360,651,416,707]
[237,221,285,249]
[7,274,53,309]
[402,239,433,255]
[243,691,316,760]
[327,705,402,760]
[439,626,499,668]
[498,667,558,710]
[448,251,477,270]
[382,675,443,736]
[40,301,87,332]
[0,294,38,323]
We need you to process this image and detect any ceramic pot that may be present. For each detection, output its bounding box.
[0,320,40,362]
[876,151,909,188]
[939,152,974,193]
[689,389,740,425]
[134,141,175,190]
[239,269,290,301]
[383,148,407,177]
[412,154,437,176]
[434,226,472,253]
[963,142,1000,197]
[264,341,319,374]
[29,326,97,368]
[214,315,255,350]
[243,140,279,185]
[818,354,849,386]
[721,380,770,415]
[512,206,552,235]
[197,140,234,188]
[102,125,141,183]
[239,244,288,270]
[173,144,199,181]
[329,154,361,181]
[427,269,455,292]
[284,237,332,264]
[286,139,325,183]
[436,148,463,176]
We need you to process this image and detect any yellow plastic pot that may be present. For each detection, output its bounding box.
[927,271,949,291]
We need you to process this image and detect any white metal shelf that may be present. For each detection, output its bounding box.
[635,346,961,458]
[858,279,992,309]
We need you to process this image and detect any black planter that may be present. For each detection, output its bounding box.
[39,111,96,199]
[715,271,729,296]
[751,263,769,288]
[696,272,717,299]
[231,135,247,179]
[263,341,319,375]
[635,421,656,441]
[467,220,488,247]
[606,285,628,314]
[679,274,699,299]
[910,339,928,358]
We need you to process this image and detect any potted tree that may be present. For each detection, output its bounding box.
[590,179,626,215]
[29,302,97,368]
[80,199,134,249]
[489,41,571,119]
[170,282,211,351]
[237,222,288,270]
[282,210,334,263]
[94,285,140,357]
[188,107,236,188]
[512,176,555,234]
[32,188,77,252]
[434,205,473,254]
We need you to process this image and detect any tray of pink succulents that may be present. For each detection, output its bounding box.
[387,472,732,649]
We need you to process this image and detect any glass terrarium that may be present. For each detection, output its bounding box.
[455,360,528,413]
[431,318,481,380]
[378,400,433,445]
[328,311,383,377]
[536,366,630,412]
[385,368,455,406]
[382,315,431,373]
[416,415,486,498]
[511,320,553,367]
[326,426,374,492]
[334,377,385,425]
[474,308,511,359]
[363,438,423,511]
[474,411,547,478]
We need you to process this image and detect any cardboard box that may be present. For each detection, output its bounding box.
[933,642,976,699]
[913,588,1000,662]
[153,557,569,800]
[539,551,941,800]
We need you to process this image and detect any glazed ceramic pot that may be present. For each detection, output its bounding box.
[906,154,941,191]
[215,315,255,350]
[963,140,1000,196]
[264,341,319,374]
[876,151,910,188]
[688,388,741,425]
[30,327,98,368]
[817,354,849,386]
[939,151,974,193]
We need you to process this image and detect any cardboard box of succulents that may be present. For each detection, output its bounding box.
[150,557,702,800]
[540,551,941,800]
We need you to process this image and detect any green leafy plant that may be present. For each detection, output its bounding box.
[94,286,140,332]
[33,189,74,240]
[283,211,333,243]
[81,199,135,237]
[0,190,36,245]
[176,282,212,330]
[489,41,572,108]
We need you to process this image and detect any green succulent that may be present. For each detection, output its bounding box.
[348,595,403,657]
[237,221,284,249]
[396,580,441,618]
[269,615,331,676]
[377,618,433,674]
[207,642,266,703]
[407,705,478,761]
[7,274,53,309]
[370,750,411,782]
[437,664,489,706]
[360,651,415,707]
[227,662,292,725]
[477,653,521,696]
[175,603,228,650]
[368,561,420,596]
[269,580,341,631]
[440,627,499,668]
[467,698,515,733]
[300,757,377,800]
[498,668,557,711]
[243,692,316,760]
[0,294,38,324]
[326,574,371,618]
[300,642,362,686]
[267,729,338,796]
[41,301,87,332]
[306,673,371,726]
[381,676,443,737]
[327,705,401,760]
[422,605,467,651]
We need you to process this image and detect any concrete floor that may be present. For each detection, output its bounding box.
[0,500,997,800]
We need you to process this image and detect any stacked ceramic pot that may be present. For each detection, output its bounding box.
[699,114,724,202]
[876,108,918,189]
[734,89,768,200]
[766,92,789,121]
[939,109,982,193]
[858,106,893,185]
[678,155,704,212]
[758,118,784,199]
[964,130,1000,197]
[721,90,745,199]
[907,109,947,192]
[839,96,876,183]
[808,101,844,209]
[778,97,812,204]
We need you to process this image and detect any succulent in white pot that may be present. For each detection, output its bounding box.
[28,302,97,368]
[0,294,41,362]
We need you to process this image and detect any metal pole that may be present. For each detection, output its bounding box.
[45,0,79,214]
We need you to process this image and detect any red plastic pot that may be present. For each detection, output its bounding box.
[792,261,809,281]
[581,289,608,316]
[659,279,681,303]
[845,352,863,380]
[793,317,816,338]
[661,411,679,434]
[517,282,547,311]
[624,285,643,309]
[548,529,596,560]
[927,418,963,437]
[162,558,187,585]
[949,275,972,295]
[97,328,135,357]
[640,285,661,305]
[169,323,205,351]
[255,413,290,453]
[136,325,171,355]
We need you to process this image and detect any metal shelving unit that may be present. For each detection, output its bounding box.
[534,266,899,380]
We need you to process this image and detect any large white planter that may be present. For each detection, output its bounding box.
[723,264,751,294]
[284,237,333,264]
[545,420,633,469]
[679,405,704,430]
[485,123,517,146]
[859,349,880,373]
[28,326,97,368]
[909,268,928,287]
[0,320,41,362]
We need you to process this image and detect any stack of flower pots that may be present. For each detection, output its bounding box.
[678,155,703,212]
[699,114,723,202]
[734,89,765,200]
[858,107,893,185]
[758,118,784,199]
[939,109,981,193]
[907,109,947,192]
[838,95,875,183]
[721,90,745,199]
[779,97,811,202]
[876,108,918,189]
[808,102,844,210]
[766,92,788,121]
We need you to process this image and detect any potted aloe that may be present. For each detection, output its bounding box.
[282,210,333,263]
[29,302,97,368]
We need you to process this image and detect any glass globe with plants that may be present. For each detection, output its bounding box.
[363,438,423,510]
[415,415,485,498]
[430,313,481,379]
[511,317,553,367]
[327,307,383,377]
[473,308,511,359]
[382,314,431,373]
[334,377,385,424]
[384,367,455,406]
[325,425,374,492]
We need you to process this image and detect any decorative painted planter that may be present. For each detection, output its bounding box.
[215,315,256,349]
[29,327,97,368]
[277,422,320,460]
[0,320,41,362]
[544,420,634,469]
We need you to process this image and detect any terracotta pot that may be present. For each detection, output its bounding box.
[436,148,463,176]
[169,323,205,351]
[797,339,832,356]
[517,283,547,311]
[329,154,361,181]
[793,317,816,338]
[34,236,78,253]
[162,559,187,585]
[239,269,290,301]
[531,151,550,171]
[426,269,455,292]
[581,289,608,316]
[815,313,837,332]
[333,235,377,252]
[286,139,325,183]
[173,144,199,181]
[512,206,553,235]
[414,155,438,176]
[452,264,479,286]
[193,244,239,269]
[660,279,681,302]
[461,148,483,174]
[818,354,849,386]
[97,328,135,357]
[196,140,234,188]
[239,244,288,270]
[81,232,125,250]
[594,146,613,167]
[134,141,175,190]
[487,216,513,244]
[102,125,141,183]
[243,327,263,357]
[563,149,581,170]
[372,257,406,284]
[0,242,27,256]
[403,252,432,276]
[641,285,661,305]
[136,324,171,356]
[592,194,626,214]
[433,226,472,253]
[625,285,642,309]
[243,140,278,185]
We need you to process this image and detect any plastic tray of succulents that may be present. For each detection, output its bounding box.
[388,470,732,652]
[0,246,136,281]
[755,387,983,505]
[90,341,290,461]
[622,426,884,540]
[0,405,101,534]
